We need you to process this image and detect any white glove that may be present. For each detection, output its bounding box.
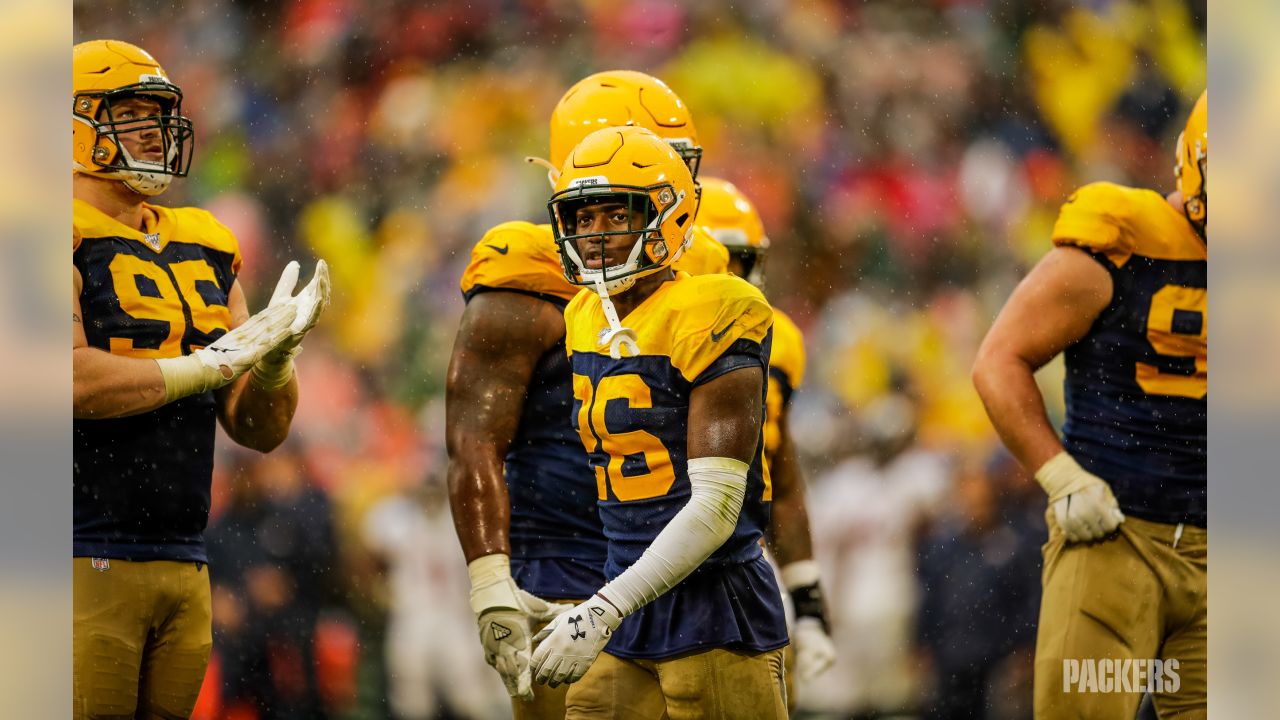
[469,555,573,700]
[1036,451,1126,543]
[793,617,837,682]
[530,594,622,688]
[781,560,836,683]
[251,259,332,389]
[155,300,298,402]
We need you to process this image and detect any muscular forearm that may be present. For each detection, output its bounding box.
[73,346,169,419]
[446,446,512,562]
[766,439,815,565]
[219,374,298,452]
[972,353,1063,473]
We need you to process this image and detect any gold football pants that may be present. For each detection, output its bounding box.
[1035,513,1206,719]
[73,558,212,720]
[565,647,788,720]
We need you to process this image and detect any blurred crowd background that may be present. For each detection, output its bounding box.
[74,1,1205,718]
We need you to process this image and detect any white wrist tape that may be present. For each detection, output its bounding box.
[467,553,520,614]
[780,559,822,592]
[599,456,748,618]
[155,355,229,403]
[1034,451,1102,502]
[250,354,297,390]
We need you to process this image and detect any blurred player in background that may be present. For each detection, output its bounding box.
[72,39,330,719]
[973,91,1207,718]
[446,70,727,720]
[531,126,787,718]
[696,177,836,700]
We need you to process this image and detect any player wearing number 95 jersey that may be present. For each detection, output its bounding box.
[73,40,330,720]
[531,126,788,719]
[973,91,1207,719]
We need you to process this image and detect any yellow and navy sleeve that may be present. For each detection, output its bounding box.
[668,274,774,385]
[768,309,805,404]
[672,226,730,276]
[166,206,243,275]
[460,221,578,306]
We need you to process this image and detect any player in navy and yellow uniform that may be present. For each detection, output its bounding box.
[447,70,728,719]
[528,126,788,719]
[974,91,1207,719]
[72,40,329,720]
[697,177,836,703]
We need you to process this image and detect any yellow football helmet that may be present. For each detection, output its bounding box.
[73,40,193,195]
[1175,90,1207,236]
[548,70,701,182]
[696,176,771,286]
[549,126,696,294]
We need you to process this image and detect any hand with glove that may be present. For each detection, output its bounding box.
[781,560,836,683]
[251,259,332,390]
[1036,451,1126,543]
[530,594,621,688]
[154,297,297,402]
[469,554,574,700]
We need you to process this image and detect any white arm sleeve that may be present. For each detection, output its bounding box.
[597,456,748,617]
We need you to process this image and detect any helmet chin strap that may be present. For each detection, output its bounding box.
[593,279,640,359]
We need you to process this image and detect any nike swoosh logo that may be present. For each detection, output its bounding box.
[710,323,734,342]
[488,244,510,255]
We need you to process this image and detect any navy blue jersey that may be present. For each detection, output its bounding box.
[564,273,789,659]
[460,222,607,599]
[73,199,242,562]
[1052,183,1207,526]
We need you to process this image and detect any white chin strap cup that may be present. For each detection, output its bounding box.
[593,279,640,359]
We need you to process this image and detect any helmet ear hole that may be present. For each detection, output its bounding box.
[675,212,689,228]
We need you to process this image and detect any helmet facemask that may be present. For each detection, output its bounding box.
[550,183,689,294]
[74,81,194,196]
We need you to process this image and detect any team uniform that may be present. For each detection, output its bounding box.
[459,221,727,718]
[762,309,804,488]
[562,271,789,716]
[74,198,241,718]
[459,221,729,601]
[1035,181,1207,717]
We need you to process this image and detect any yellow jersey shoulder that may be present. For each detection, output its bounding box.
[769,308,806,392]
[564,273,773,383]
[74,200,243,273]
[460,221,578,304]
[672,226,729,276]
[1052,182,1204,265]
[659,273,773,382]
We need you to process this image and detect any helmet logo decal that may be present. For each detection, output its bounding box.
[569,175,609,188]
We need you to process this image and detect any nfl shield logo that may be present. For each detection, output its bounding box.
[144,233,161,251]
[90,557,110,572]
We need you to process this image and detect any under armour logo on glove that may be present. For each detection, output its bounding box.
[531,594,622,687]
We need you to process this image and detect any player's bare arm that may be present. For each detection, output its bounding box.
[216,280,298,453]
[688,365,766,463]
[972,246,1112,472]
[72,265,168,419]
[766,404,813,565]
[445,290,566,562]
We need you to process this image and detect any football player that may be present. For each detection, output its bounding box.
[72,39,330,719]
[696,177,837,701]
[531,126,788,718]
[446,70,727,719]
[972,91,1207,718]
